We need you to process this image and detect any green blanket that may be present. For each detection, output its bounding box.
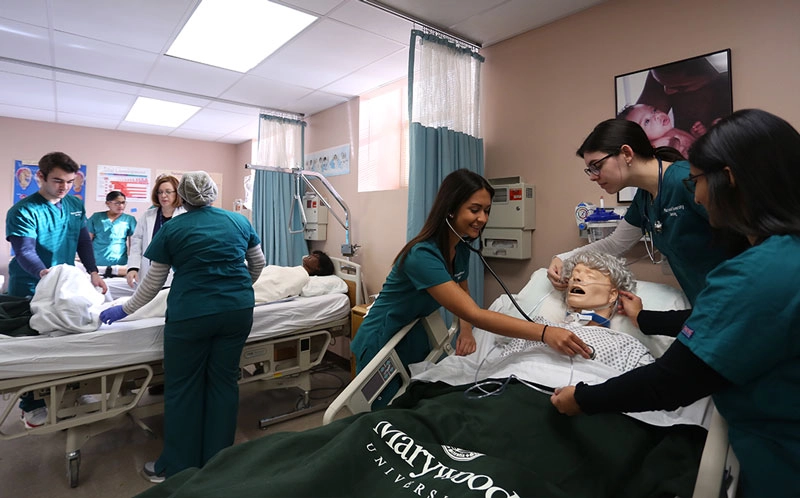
[138,381,705,498]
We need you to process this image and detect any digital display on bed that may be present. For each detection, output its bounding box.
[361,358,396,400]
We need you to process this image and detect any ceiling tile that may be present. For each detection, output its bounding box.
[0,102,55,122]
[0,0,49,26]
[53,32,159,83]
[51,0,196,53]
[322,47,407,95]
[220,74,313,110]
[329,1,413,44]
[145,56,244,99]
[0,71,55,109]
[178,108,257,133]
[56,81,136,119]
[0,18,52,65]
[248,19,404,90]
[290,90,350,116]
[55,112,122,130]
[278,0,346,17]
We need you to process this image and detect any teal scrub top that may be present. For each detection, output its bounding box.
[624,161,727,304]
[144,206,261,322]
[5,193,86,297]
[679,235,800,497]
[351,239,471,372]
[87,211,136,266]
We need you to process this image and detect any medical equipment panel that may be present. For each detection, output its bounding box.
[482,177,535,259]
[485,177,535,230]
[303,192,328,240]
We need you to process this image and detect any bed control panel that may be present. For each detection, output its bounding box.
[361,358,397,401]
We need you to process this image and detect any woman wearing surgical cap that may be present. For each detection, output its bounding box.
[100,171,266,482]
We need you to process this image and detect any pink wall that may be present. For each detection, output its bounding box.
[305,0,800,305]
[479,0,800,300]
[0,116,253,288]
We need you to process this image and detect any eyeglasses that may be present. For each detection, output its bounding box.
[157,190,176,196]
[109,201,127,206]
[682,172,707,193]
[584,152,616,177]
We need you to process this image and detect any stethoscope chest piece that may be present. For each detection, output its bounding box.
[654,220,663,233]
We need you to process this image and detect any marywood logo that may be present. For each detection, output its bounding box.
[366,420,520,498]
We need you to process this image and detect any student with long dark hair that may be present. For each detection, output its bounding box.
[352,169,592,379]
[548,119,731,305]
[551,109,800,497]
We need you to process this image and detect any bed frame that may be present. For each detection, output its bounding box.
[323,310,741,498]
[0,257,363,488]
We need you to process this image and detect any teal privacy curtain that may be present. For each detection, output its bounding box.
[252,114,307,266]
[407,29,486,306]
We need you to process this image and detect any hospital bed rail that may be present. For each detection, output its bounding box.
[322,310,457,424]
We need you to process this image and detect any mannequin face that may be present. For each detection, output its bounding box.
[565,263,618,312]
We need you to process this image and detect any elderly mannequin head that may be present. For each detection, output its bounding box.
[561,252,635,319]
[178,171,218,209]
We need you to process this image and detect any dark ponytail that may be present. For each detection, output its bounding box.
[577,119,684,161]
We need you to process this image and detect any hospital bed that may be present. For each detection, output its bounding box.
[0,257,363,488]
[323,269,741,498]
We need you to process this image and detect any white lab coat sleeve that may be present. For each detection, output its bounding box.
[556,219,642,261]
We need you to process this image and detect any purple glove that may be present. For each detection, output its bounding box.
[100,305,128,325]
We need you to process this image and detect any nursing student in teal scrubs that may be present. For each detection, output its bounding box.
[548,119,736,305]
[551,109,800,497]
[87,190,136,275]
[351,169,593,380]
[5,152,107,429]
[100,171,265,483]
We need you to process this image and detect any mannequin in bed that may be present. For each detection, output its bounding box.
[252,250,334,304]
[502,251,654,372]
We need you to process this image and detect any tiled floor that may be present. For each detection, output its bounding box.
[1,358,351,498]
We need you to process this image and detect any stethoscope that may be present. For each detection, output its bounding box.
[641,158,663,264]
[445,216,599,399]
[445,216,535,324]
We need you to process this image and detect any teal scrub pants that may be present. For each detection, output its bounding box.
[154,307,253,477]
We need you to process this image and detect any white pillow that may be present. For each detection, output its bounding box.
[514,268,690,357]
[300,275,348,297]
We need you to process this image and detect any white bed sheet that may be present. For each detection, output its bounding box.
[0,293,349,380]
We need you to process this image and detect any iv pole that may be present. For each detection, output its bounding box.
[245,164,360,257]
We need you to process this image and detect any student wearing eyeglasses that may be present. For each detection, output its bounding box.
[552,108,800,498]
[127,175,185,289]
[87,191,137,277]
[547,118,744,307]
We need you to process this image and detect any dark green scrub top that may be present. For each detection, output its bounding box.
[5,193,86,297]
[351,239,471,371]
[624,161,726,304]
[679,235,800,497]
[144,206,261,322]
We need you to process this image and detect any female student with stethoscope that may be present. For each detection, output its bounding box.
[351,169,593,381]
[547,118,735,305]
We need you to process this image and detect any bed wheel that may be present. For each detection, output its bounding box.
[67,450,81,488]
[296,394,310,410]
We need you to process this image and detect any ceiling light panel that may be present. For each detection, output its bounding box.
[167,0,317,73]
[125,96,200,127]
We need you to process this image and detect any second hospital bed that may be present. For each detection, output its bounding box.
[0,257,364,488]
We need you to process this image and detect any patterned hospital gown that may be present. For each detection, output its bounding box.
[501,317,654,372]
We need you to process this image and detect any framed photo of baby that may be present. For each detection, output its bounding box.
[614,49,732,202]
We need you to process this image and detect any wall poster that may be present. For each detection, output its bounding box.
[614,49,732,202]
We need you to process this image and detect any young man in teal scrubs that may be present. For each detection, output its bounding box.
[5,151,107,428]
